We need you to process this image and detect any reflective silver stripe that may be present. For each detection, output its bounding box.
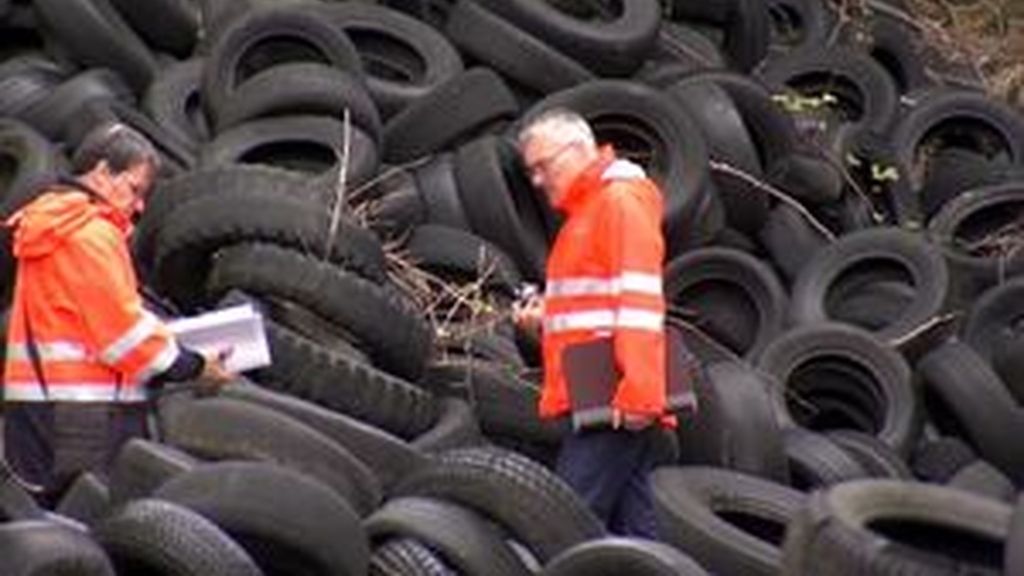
[6,341,88,362]
[545,308,663,333]
[135,340,180,384]
[4,382,146,403]
[601,159,646,181]
[100,311,160,365]
[546,272,662,298]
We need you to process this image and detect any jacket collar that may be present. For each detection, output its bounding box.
[556,146,616,215]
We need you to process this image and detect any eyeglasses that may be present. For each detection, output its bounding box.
[525,141,577,176]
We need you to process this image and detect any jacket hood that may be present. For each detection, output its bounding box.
[5,190,106,259]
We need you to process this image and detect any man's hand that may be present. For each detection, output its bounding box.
[612,409,657,431]
[195,348,235,396]
[513,293,544,334]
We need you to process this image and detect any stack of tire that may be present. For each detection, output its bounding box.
[0,0,1024,574]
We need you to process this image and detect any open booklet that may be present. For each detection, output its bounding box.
[166,304,271,373]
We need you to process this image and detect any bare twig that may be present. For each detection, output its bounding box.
[709,160,838,242]
[324,108,352,262]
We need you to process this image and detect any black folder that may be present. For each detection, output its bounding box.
[561,326,699,431]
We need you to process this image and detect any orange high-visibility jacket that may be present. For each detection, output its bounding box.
[3,187,178,402]
[539,148,668,420]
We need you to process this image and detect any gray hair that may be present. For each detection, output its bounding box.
[71,122,161,174]
[517,108,596,151]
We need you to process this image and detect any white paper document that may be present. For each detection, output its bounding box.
[167,304,271,373]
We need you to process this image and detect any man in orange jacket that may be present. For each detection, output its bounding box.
[3,122,232,506]
[515,109,669,538]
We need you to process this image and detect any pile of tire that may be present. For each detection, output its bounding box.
[0,0,1023,574]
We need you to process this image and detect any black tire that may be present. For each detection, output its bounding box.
[885,87,1024,227]
[651,466,806,576]
[665,247,788,360]
[453,135,550,281]
[522,79,712,251]
[94,499,263,576]
[765,0,836,54]
[221,382,427,492]
[133,164,326,276]
[677,361,789,483]
[365,496,531,576]
[108,0,199,57]
[207,242,431,380]
[253,321,438,440]
[0,55,67,119]
[19,68,134,146]
[143,58,210,149]
[308,2,464,119]
[789,226,949,345]
[413,153,469,229]
[1006,494,1024,576]
[394,446,605,562]
[369,538,456,576]
[201,5,363,121]
[382,67,518,164]
[782,427,871,491]
[472,0,660,76]
[199,114,379,183]
[147,177,386,309]
[781,479,1010,575]
[409,397,486,454]
[158,395,382,516]
[927,182,1024,307]
[54,472,110,527]
[213,62,382,144]
[947,460,1016,503]
[827,429,913,479]
[0,520,115,576]
[0,118,63,218]
[756,322,920,456]
[108,439,198,506]
[32,0,158,93]
[540,537,709,576]
[444,0,594,95]
[910,435,977,483]
[961,276,1024,403]
[758,44,899,154]
[665,79,768,236]
[917,341,1024,485]
[756,201,831,285]
[404,224,524,296]
[425,359,564,445]
[155,461,369,576]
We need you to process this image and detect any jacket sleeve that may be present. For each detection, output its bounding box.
[599,184,667,415]
[58,223,179,384]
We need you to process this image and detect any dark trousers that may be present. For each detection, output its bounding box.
[556,426,660,538]
[3,402,148,508]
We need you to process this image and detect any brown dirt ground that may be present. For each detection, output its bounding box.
[853,0,1024,107]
